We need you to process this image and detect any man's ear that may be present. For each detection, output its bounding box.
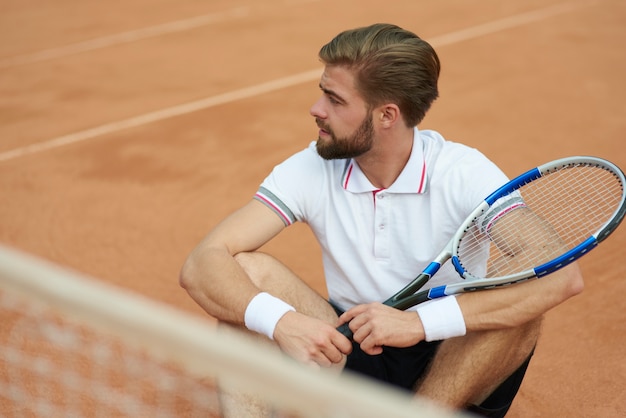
[377,104,401,128]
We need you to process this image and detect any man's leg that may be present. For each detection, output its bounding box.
[415,318,541,414]
[218,251,340,418]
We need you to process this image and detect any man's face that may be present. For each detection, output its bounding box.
[310,66,374,160]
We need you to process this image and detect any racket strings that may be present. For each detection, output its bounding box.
[458,164,624,279]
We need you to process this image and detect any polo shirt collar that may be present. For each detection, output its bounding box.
[341,127,427,194]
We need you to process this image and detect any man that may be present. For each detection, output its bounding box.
[180,23,584,417]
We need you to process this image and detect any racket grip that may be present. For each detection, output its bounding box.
[336,322,354,340]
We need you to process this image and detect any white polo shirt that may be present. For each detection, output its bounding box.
[254,128,508,311]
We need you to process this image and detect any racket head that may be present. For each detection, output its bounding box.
[450,156,626,287]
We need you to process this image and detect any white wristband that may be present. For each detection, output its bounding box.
[416,296,466,342]
[244,292,295,340]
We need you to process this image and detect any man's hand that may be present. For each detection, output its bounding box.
[273,311,353,368]
[338,303,424,355]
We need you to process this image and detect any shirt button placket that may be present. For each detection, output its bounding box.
[374,193,390,259]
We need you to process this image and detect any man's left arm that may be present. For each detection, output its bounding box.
[339,264,583,354]
[457,262,583,330]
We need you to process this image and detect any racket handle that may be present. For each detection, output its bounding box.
[336,322,354,340]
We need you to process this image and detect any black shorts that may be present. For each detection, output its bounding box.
[333,304,532,417]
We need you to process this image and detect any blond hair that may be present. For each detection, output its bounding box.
[319,23,440,127]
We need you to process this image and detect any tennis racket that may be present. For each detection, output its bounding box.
[338,156,626,339]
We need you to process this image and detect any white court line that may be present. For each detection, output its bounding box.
[0,70,322,162]
[0,7,250,70]
[0,0,322,70]
[0,1,595,163]
[428,0,596,47]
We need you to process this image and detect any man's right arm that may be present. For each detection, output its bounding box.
[179,199,286,325]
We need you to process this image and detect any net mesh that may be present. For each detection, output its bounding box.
[0,245,461,418]
[0,293,219,418]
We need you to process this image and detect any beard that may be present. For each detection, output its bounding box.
[315,113,374,160]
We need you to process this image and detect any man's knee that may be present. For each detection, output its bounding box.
[233,251,274,287]
[233,252,306,299]
[233,251,259,270]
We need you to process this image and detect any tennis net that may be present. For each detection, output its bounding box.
[0,244,462,417]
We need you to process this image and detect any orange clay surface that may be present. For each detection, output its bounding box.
[1,1,625,416]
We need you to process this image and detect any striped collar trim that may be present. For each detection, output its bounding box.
[341,128,427,194]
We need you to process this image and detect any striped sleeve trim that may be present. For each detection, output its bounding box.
[254,187,297,226]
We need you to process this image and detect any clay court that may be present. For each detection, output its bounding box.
[1,0,625,416]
